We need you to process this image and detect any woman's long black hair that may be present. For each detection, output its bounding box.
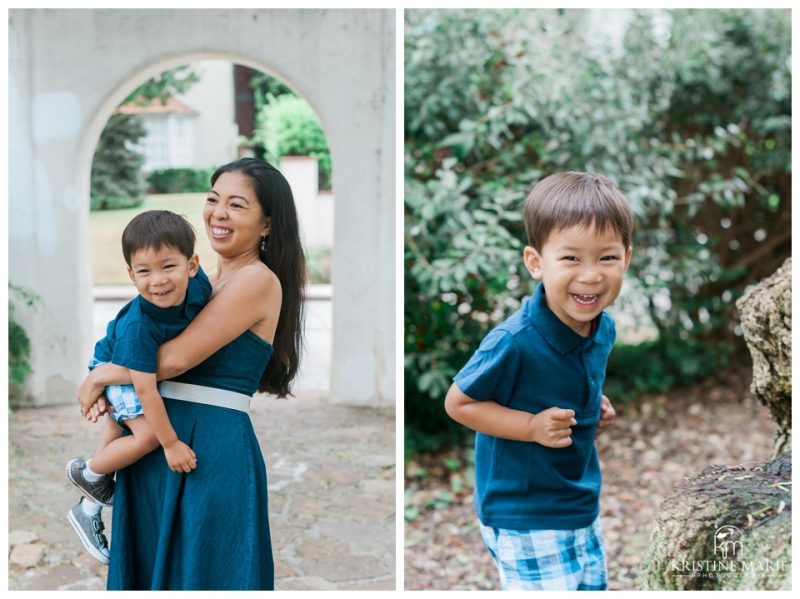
[211,158,305,398]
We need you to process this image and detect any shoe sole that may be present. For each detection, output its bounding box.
[65,460,114,507]
[66,509,110,565]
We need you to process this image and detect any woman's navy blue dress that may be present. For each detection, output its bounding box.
[107,331,274,590]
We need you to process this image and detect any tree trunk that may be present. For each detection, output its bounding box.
[638,259,792,590]
[638,453,791,590]
[736,257,792,457]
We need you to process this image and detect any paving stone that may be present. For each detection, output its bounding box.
[274,558,296,578]
[361,477,395,497]
[295,539,349,559]
[348,576,397,590]
[355,453,396,469]
[57,576,106,591]
[10,543,46,568]
[9,393,395,590]
[299,553,389,583]
[9,530,39,547]
[278,576,339,590]
[316,517,393,555]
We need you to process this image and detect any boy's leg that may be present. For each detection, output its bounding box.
[88,415,160,474]
[94,412,125,455]
[479,521,587,590]
[66,417,123,506]
[576,518,608,591]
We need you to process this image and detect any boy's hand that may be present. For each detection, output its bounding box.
[85,396,114,423]
[596,395,616,437]
[530,408,576,448]
[163,440,198,474]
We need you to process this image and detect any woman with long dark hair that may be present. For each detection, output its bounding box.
[77,158,305,589]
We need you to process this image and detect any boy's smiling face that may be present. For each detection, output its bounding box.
[524,223,632,336]
[127,245,199,308]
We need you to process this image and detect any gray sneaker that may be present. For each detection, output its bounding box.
[66,458,115,506]
[67,498,110,565]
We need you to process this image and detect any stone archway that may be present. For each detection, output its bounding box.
[9,9,395,406]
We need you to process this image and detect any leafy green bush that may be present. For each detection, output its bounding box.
[147,167,216,194]
[8,284,39,390]
[307,247,332,284]
[254,94,332,189]
[250,70,294,114]
[404,9,790,452]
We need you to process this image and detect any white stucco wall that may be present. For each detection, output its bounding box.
[280,156,334,250]
[178,60,238,168]
[8,9,395,406]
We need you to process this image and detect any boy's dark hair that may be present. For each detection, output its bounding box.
[121,210,196,265]
[523,172,634,251]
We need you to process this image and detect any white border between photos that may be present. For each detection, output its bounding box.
[3,1,799,597]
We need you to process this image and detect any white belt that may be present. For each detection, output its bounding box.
[158,381,251,413]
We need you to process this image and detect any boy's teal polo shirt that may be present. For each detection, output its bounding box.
[454,282,615,530]
[93,266,212,373]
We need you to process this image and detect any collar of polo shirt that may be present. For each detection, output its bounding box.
[527,283,612,355]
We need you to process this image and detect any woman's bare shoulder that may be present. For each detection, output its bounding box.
[224,262,282,298]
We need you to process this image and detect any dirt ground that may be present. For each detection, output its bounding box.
[404,367,777,590]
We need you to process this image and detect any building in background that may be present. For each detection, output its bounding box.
[116,96,198,170]
[117,60,238,170]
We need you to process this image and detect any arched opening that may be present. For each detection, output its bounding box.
[80,53,333,395]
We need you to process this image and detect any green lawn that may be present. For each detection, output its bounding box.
[91,193,332,285]
[90,193,217,285]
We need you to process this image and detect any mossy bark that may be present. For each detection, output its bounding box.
[639,260,792,590]
[736,257,791,457]
[638,453,791,590]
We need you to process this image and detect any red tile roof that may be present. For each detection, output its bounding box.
[116,96,199,116]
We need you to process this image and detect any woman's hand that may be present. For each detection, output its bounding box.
[78,362,132,419]
[77,370,107,417]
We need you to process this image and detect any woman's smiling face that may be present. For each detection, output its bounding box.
[204,171,271,259]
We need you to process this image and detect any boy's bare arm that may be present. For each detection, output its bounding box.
[129,370,197,473]
[444,383,576,448]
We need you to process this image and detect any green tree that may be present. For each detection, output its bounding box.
[250,70,294,114]
[254,94,332,189]
[124,66,200,106]
[90,65,200,210]
[90,114,148,210]
[404,9,790,452]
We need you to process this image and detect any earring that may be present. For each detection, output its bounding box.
[260,235,267,253]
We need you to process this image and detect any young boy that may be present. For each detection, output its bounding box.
[66,210,212,565]
[444,172,632,591]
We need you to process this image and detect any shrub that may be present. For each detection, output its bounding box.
[147,167,216,194]
[254,94,332,189]
[307,247,332,284]
[404,9,790,452]
[8,284,39,391]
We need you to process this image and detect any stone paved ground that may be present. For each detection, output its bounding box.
[8,392,396,590]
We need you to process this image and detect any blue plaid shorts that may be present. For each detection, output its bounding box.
[479,517,608,591]
[88,358,143,423]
